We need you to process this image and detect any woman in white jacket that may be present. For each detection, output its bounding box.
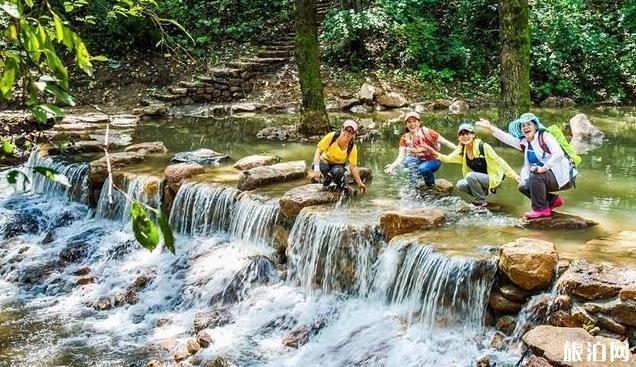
[476,113,577,219]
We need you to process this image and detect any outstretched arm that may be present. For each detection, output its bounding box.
[476,118,521,151]
[384,147,407,173]
[438,135,458,150]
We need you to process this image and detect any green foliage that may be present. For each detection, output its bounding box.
[1,138,15,156]
[530,0,636,103]
[6,169,29,192]
[131,201,160,252]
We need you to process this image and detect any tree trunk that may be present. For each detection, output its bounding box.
[295,0,330,135]
[498,0,530,124]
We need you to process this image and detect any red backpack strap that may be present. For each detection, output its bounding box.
[538,131,550,155]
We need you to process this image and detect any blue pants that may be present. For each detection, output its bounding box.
[405,157,441,187]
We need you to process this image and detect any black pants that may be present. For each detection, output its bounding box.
[518,170,570,210]
[318,161,346,188]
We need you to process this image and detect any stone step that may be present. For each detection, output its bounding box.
[178,80,209,88]
[152,93,182,102]
[264,41,295,46]
[197,68,243,80]
[227,61,267,71]
[239,57,288,64]
[257,50,294,58]
[261,45,295,51]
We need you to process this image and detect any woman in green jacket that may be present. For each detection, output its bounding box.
[423,123,519,207]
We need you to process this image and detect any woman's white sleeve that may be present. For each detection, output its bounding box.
[493,129,522,150]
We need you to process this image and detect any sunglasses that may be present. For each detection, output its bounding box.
[344,127,356,134]
[458,130,474,136]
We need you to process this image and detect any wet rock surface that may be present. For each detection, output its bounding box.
[171,149,230,165]
[233,155,281,170]
[379,208,446,240]
[278,184,343,220]
[193,309,232,332]
[499,238,558,291]
[237,160,307,191]
[522,325,635,367]
[557,263,635,300]
[518,211,598,230]
[124,141,168,154]
[164,163,205,192]
[88,152,145,188]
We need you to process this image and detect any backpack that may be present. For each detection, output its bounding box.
[329,131,355,158]
[520,127,581,167]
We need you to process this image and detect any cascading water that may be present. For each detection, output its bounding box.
[371,240,498,329]
[169,181,238,235]
[228,193,279,246]
[95,174,162,221]
[286,209,382,295]
[26,150,89,203]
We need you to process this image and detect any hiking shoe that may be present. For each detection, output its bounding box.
[524,208,551,219]
[471,200,487,208]
[550,196,565,210]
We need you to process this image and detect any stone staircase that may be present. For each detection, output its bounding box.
[147,0,335,107]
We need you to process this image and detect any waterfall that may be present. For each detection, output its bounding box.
[287,209,381,295]
[26,150,89,203]
[169,182,238,236]
[228,193,279,246]
[95,174,162,221]
[371,240,497,330]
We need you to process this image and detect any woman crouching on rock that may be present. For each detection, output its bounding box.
[311,120,367,194]
[476,113,577,219]
[422,122,519,207]
[384,111,456,187]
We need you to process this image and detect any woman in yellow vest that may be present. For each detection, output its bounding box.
[422,122,519,207]
[311,120,367,193]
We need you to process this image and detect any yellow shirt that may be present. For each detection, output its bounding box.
[317,132,359,166]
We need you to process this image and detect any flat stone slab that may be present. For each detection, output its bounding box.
[124,141,167,154]
[164,163,205,192]
[379,208,446,241]
[279,184,342,220]
[557,263,636,300]
[233,155,281,171]
[518,211,598,230]
[88,152,145,188]
[522,325,635,366]
[171,149,229,166]
[237,161,307,191]
[61,112,109,124]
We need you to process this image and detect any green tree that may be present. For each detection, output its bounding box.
[294,0,330,135]
[498,0,530,124]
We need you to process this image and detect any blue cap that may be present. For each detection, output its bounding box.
[508,112,546,138]
[457,122,475,133]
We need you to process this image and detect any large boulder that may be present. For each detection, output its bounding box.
[557,264,635,300]
[449,100,470,114]
[233,155,281,171]
[279,184,342,220]
[499,238,558,291]
[567,113,605,153]
[518,212,598,230]
[124,141,167,154]
[237,161,307,191]
[376,92,408,108]
[164,163,205,192]
[172,149,229,165]
[539,96,575,108]
[379,208,446,241]
[522,325,635,367]
[88,152,145,188]
[357,83,377,105]
[488,291,523,313]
